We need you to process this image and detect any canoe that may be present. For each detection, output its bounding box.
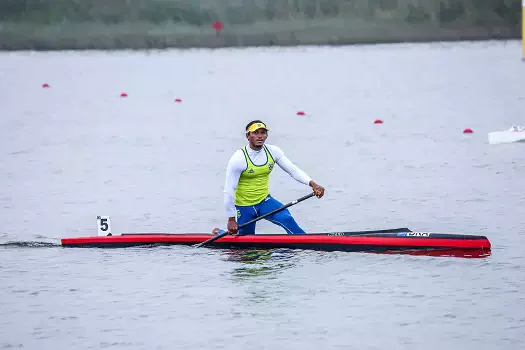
[61,227,491,255]
[60,216,491,257]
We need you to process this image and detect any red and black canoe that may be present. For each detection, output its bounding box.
[61,227,491,255]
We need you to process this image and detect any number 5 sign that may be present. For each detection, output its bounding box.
[97,216,112,236]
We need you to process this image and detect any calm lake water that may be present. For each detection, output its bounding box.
[1,40,524,349]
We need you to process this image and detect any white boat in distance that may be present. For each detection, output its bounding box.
[488,126,525,145]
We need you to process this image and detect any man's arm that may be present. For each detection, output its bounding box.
[223,150,245,219]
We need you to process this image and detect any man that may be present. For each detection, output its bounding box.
[223,120,325,235]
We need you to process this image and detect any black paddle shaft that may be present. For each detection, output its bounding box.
[194,192,316,248]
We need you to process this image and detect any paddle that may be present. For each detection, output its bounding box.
[194,192,316,248]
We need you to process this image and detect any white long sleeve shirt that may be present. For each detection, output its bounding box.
[223,144,312,218]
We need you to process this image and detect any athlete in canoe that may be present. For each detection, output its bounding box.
[223,120,325,235]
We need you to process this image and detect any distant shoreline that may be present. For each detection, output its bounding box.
[1,0,520,52]
[0,23,519,51]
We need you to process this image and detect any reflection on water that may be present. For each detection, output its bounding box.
[222,248,299,279]
[221,248,305,306]
[372,248,492,259]
[220,247,490,278]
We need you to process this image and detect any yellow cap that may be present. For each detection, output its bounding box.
[247,122,269,133]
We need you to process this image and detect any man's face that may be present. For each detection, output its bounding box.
[246,128,268,148]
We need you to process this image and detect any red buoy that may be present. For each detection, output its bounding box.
[297,111,305,116]
[120,92,128,98]
[374,119,383,124]
[212,21,224,33]
[463,128,473,134]
[174,98,182,103]
[42,83,50,88]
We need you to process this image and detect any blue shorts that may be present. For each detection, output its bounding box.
[236,194,306,235]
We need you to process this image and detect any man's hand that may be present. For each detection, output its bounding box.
[309,180,325,198]
[227,217,238,234]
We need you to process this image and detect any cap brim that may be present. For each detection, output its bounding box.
[247,124,269,133]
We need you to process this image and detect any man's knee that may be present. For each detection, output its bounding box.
[277,209,294,221]
[275,210,305,234]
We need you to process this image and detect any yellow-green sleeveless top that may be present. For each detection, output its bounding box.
[234,145,275,206]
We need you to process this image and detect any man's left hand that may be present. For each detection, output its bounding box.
[309,181,325,198]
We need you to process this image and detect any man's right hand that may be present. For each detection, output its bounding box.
[227,217,238,235]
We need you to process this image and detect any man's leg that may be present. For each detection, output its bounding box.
[235,205,259,235]
[259,195,306,234]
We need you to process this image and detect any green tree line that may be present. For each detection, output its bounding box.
[0,0,520,26]
[0,0,520,50]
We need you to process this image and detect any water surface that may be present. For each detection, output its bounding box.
[1,40,524,349]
